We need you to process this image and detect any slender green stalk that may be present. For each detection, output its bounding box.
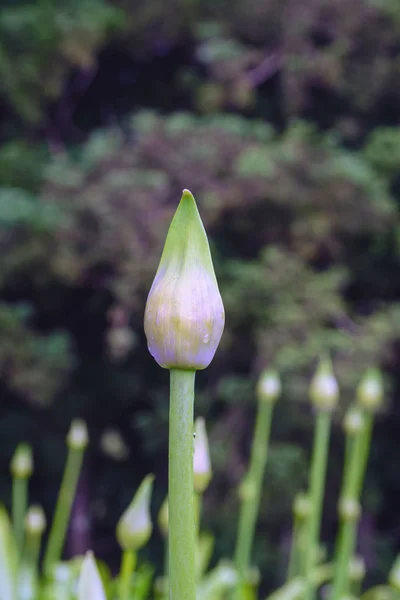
[303,410,332,600]
[234,399,274,591]
[119,549,136,600]
[12,477,28,554]
[43,427,87,575]
[355,411,373,497]
[330,418,366,600]
[23,529,42,576]
[287,510,309,581]
[19,534,42,600]
[169,368,196,600]
[10,443,33,556]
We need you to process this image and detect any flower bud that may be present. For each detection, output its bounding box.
[157,496,169,538]
[357,368,384,412]
[144,189,225,370]
[343,406,364,437]
[309,356,339,410]
[116,474,154,551]
[293,492,311,520]
[193,418,212,493]
[25,505,46,536]
[256,370,281,404]
[10,443,33,479]
[78,552,106,600]
[338,498,361,521]
[67,419,89,451]
[349,555,366,582]
[389,555,400,591]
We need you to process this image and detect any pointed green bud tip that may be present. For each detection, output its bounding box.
[116,474,154,551]
[78,552,106,600]
[309,356,339,410]
[193,417,212,493]
[256,369,281,404]
[389,555,400,591]
[157,496,169,538]
[25,505,46,536]
[343,405,364,437]
[357,368,384,412]
[144,189,225,370]
[10,443,33,479]
[67,419,89,450]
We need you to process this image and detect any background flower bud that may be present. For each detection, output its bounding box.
[256,369,281,404]
[389,555,400,591]
[144,189,225,370]
[10,443,33,479]
[67,419,89,451]
[78,552,106,600]
[357,368,384,412]
[25,505,46,536]
[116,474,154,551]
[309,356,339,410]
[193,417,212,493]
[343,406,364,437]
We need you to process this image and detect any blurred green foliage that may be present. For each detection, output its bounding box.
[1,0,400,592]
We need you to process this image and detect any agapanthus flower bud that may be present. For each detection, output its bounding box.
[343,406,364,437]
[67,419,89,451]
[357,368,384,412]
[144,189,225,370]
[348,556,366,582]
[78,552,106,600]
[338,498,361,521]
[25,505,46,536]
[193,417,212,493]
[256,369,281,404]
[10,443,33,479]
[293,492,311,520]
[309,356,339,410]
[116,474,154,551]
[389,555,400,591]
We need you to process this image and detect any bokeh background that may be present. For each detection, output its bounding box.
[1,0,400,593]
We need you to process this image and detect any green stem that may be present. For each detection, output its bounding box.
[19,532,42,600]
[330,424,366,600]
[12,477,28,555]
[287,514,308,581]
[24,531,42,574]
[355,412,373,497]
[234,400,274,589]
[169,369,196,600]
[43,447,85,575]
[303,410,332,600]
[119,549,136,600]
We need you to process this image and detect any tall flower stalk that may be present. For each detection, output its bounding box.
[144,189,225,600]
[234,370,280,595]
[303,358,338,600]
[10,443,33,556]
[43,420,88,575]
[330,369,383,600]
